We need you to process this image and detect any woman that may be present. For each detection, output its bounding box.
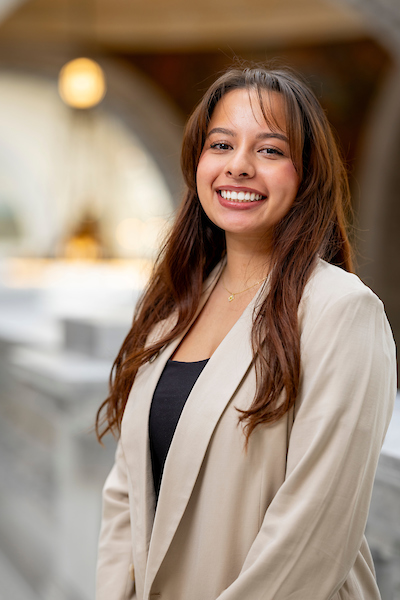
[95,66,396,600]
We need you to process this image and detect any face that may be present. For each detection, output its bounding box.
[196,88,300,248]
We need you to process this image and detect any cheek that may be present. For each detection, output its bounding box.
[195,160,205,191]
[195,158,215,219]
[273,163,300,199]
[196,153,208,178]
[196,153,221,191]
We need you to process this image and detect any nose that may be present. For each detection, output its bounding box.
[225,148,255,179]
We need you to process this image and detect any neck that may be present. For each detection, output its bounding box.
[223,233,271,287]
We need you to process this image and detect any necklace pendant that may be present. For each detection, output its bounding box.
[228,294,234,302]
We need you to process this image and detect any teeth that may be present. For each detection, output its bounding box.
[220,190,264,202]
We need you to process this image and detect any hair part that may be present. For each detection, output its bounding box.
[96,65,353,443]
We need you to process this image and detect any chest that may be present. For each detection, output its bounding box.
[172,282,258,361]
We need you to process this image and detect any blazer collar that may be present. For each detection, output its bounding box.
[121,262,267,597]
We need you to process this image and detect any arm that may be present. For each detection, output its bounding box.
[96,441,136,600]
[217,289,396,600]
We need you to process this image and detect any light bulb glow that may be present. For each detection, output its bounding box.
[58,58,106,109]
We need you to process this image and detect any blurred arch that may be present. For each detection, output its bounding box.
[357,64,400,355]
[0,45,184,204]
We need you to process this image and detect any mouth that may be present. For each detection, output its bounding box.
[218,189,267,203]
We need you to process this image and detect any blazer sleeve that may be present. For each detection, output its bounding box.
[96,441,136,600]
[216,288,397,600]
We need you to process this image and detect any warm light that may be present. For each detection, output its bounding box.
[116,217,168,256]
[58,58,106,109]
[64,235,102,260]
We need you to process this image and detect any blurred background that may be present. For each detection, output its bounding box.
[0,0,399,599]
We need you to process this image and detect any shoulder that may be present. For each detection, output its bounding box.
[299,259,383,327]
[297,260,396,427]
[303,258,380,306]
[297,259,393,350]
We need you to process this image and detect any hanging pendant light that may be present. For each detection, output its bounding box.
[58,57,106,109]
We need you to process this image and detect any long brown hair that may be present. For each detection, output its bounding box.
[96,66,353,442]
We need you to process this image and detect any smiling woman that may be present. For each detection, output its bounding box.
[196,89,299,247]
[95,66,396,600]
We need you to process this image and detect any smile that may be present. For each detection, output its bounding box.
[219,190,266,202]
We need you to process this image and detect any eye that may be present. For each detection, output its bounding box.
[259,147,284,157]
[210,142,232,150]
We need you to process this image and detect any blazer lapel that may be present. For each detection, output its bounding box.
[121,333,180,590]
[120,263,224,588]
[144,284,265,598]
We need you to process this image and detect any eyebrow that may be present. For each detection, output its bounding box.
[207,127,289,143]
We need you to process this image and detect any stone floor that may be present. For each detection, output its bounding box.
[0,548,40,600]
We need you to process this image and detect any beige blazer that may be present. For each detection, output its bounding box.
[96,259,397,600]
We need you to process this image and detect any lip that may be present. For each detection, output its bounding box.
[217,190,266,210]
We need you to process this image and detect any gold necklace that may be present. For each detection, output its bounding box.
[222,275,268,302]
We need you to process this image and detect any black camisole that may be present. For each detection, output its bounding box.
[149,358,209,499]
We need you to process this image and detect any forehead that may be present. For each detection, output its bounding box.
[208,88,287,133]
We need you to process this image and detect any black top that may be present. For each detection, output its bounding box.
[149,358,209,500]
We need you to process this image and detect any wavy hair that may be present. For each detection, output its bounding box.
[96,66,353,442]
